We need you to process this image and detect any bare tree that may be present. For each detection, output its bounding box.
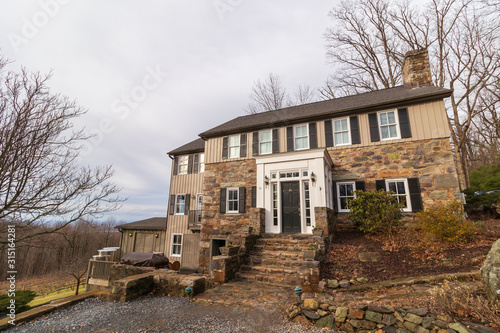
[324,0,500,188]
[245,73,317,114]
[0,56,123,243]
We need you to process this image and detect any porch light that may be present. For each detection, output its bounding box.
[264,175,270,185]
[310,172,316,182]
[129,232,133,237]
[155,233,159,238]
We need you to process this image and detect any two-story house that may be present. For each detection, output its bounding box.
[166,49,460,286]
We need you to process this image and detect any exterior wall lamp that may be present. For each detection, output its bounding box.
[129,232,133,237]
[264,175,270,185]
[310,172,316,182]
[155,233,159,238]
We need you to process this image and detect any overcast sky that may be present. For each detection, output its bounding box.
[0,0,338,223]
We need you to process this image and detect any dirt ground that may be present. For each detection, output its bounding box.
[322,217,500,282]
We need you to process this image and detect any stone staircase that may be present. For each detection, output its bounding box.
[235,233,325,288]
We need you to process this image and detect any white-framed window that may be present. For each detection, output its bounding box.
[229,135,240,158]
[178,155,189,175]
[174,194,185,215]
[227,188,239,213]
[337,182,356,212]
[378,110,400,140]
[171,234,182,257]
[199,153,205,173]
[386,179,411,212]
[259,130,272,155]
[294,124,309,150]
[333,118,351,146]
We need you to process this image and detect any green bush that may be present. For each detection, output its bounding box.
[469,164,500,191]
[415,200,476,246]
[0,290,36,315]
[347,190,404,235]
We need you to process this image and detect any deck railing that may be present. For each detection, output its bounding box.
[188,210,202,230]
[87,260,115,281]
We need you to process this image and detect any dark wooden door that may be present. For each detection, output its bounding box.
[281,181,301,234]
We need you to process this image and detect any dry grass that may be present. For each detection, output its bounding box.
[427,280,500,328]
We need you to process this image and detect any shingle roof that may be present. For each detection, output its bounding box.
[115,217,167,230]
[168,138,205,156]
[199,85,452,138]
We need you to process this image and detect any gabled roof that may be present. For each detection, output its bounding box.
[168,138,205,156]
[199,85,452,138]
[115,217,167,230]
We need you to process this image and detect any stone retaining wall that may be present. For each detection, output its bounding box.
[287,301,482,333]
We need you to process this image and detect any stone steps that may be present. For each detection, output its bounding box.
[235,271,302,287]
[236,234,323,288]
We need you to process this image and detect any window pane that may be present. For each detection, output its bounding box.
[334,120,341,132]
[396,181,406,194]
[230,135,239,146]
[335,133,342,144]
[260,130,271,142]
[340,198,348,209]
[346,184,353,194]
[295,125,306,137]
[389,125,397,138]
[342,132,349,143]
[381,126,389,139]
[380,113,388,125]
[388,111,396,124]
[260,142,271,154]
[388,182,396,192]
[341,118,348,130]
[296,137,308,149]
[339,184,347,196]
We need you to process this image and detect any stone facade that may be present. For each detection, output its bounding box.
[199,159,257,273]
[328,138,460,209]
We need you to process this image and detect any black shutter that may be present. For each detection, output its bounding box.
[309,122,318,149]
[369,113,380,142]
[376,179,386,191]
[220,188,227,213]
[272,129,279,153]
[240,134,247,158]
[184,194,190,215]
[408,178,423,212]
[252,132,259,156]
[325,120,333,147]
[187,155,194,174]
[398,108,412,139]
[286,126,294,152]
[169,195,175,215]
[350,116,361,144]
[251,186,257,208]
[355,181,365,192]
[222,137,228,159]
[332,182,338,213]
[238,187,246,213]
[193,154,199,173]
[173,157,179,175]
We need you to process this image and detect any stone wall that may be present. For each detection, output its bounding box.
[314,207,336,241]
[481,239,500,306]
[329,138,460,212]
[199,159,257,273]
[287,300,475,332]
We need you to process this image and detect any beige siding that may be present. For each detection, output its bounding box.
[165,159,204,262]
[119,230,165,258]
[204,100,449,159]
[316,120,326,147]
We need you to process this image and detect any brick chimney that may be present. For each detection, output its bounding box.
[402,49,433,88]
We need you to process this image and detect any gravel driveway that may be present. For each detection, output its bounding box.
[6,296,332,333]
